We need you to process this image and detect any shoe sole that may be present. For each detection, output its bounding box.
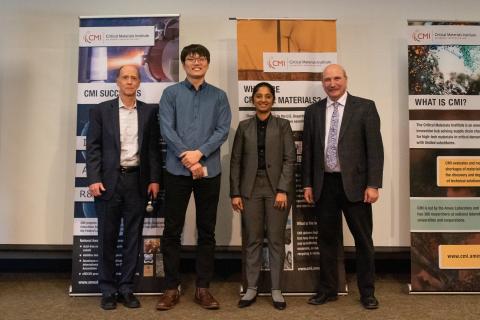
[101,304,116,310]
[156,305,174,311]
[308,296,338,305]
[195,299,220,309]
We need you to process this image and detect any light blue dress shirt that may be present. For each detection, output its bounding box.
[159,80,231,177]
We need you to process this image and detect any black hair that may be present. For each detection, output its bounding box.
[252,82,276,101]
[180,44,210,64]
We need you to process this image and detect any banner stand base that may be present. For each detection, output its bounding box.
[408,284,480,294]
[69,285,163,297]
[238,284,349,296]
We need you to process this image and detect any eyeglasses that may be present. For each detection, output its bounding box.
[185,57,207,63]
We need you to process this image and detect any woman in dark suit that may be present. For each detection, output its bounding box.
[230,82,296,310]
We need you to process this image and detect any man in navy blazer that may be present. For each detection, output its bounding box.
[302,64,383,309]
[86,65,161,310]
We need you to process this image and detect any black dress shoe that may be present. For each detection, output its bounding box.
[307,293,338,305]
[100,294,117,310]
[118,292,141,308]
[238,296,257,308]
[360,295,379,309]
[238,296,256,308]
[273,300,286,310]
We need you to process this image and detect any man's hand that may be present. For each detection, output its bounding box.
[89,182,106,197]
[304,187,314,204]
[273,192,288,210]
[364,187,379,203]
[231,197,244,212]
[190,162,204,179]
[147,183,160,199]
[180,150,203,168]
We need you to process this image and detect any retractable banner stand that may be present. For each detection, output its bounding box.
[408,21,480,293]
[236,19,346,294]
[71,15,179,295]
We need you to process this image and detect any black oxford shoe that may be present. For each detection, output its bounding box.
[118,292,141,308]
[308,293,338,305]
[100,294,117,310]
[360,295,379,310]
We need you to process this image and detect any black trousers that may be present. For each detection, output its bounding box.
[162,172,221,289]
[314,172,375,297]
[95,171,145,295]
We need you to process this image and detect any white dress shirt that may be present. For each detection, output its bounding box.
[119,98,139,167]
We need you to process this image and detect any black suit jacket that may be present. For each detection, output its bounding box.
[86,98,162,200]
[230,115,296,198]
[302,93,383,202]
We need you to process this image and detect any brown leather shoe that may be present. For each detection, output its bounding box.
[156,289,179,310]
[194,288,220,309]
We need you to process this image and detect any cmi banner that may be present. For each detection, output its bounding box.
[71,14,179,295]
[408,20,480,293]
[236,18,345,294]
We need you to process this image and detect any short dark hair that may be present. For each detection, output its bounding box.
[116,65,141,81]
[252,82,276,101]
[180,44,210,64]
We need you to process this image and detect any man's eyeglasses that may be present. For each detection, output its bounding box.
[185,57,207,63]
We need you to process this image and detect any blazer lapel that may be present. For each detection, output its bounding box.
[265,115,276,161]
[111,98,120,151]
[137,102,146,149]
[319,101,327,149]
[247,117,258,163]
[339,94,353,141]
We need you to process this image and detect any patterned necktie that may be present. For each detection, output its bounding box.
[326,102,339,170]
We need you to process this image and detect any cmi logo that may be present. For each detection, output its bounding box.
[268,58,286,69]
[83,31,103,44]
[412,30,432,42]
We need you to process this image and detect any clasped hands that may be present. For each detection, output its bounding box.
[180,150,204,179]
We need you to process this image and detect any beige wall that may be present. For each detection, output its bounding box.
[1,0,479,246]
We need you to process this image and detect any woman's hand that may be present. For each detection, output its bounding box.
[231,197,244,213]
